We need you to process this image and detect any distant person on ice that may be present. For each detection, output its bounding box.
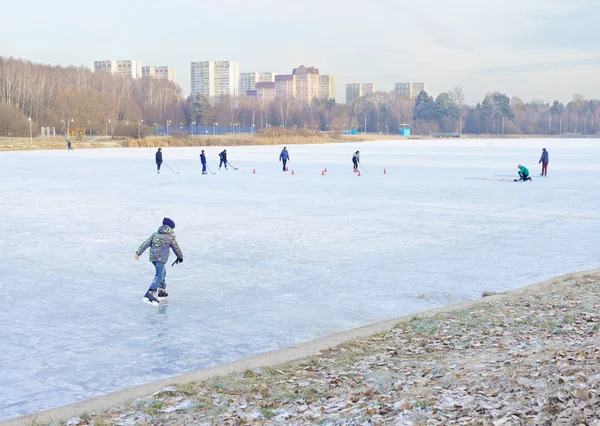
[155,148,163,174]
[219,149,228,170]
[539,148,549,176]
[279,147,289,171]
[135,217,184,306]
[352,151,360,171]
[66,140,73,151]
[516,164,532,182]
[200,150,207,174]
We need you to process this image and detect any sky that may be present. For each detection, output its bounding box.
[2,0,599,104]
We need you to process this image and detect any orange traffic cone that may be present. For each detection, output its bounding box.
[353,168,357,173]
[286,166,289,171]
[321,170,325,176]
[357,170,361,176]
[324,167,328,172]
[252,168,256,174]
[291,169,295,175]
[384,168,387,174]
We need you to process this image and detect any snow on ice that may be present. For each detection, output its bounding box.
[0,139,599,420]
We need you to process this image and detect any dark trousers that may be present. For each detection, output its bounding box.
[202,163,207,173]
[519,172,531,181]
[157,162,162,171]
[282,159,287,171]
[219,159,227,168]
[541,163,548,176]
[353,159,358,170]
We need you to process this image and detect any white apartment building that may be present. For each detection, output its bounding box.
[395,82,426,99]
[142,66,176,83]
[191,61,215,98]
[94,60,142,79]
[345,83,375,104]
[192,61,239,99]
[214,61,239,98]
[240,72,276,96]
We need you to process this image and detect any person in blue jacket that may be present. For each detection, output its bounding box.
[219,149,228,170]
[539,148,549,176]
[200,150,207,174]
[279,147,290,171]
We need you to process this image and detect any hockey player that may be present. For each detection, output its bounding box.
[200,150,207,174]
[352,151,360,172]
[219,149,228,170]
[135,217,184,306]
[279,147,290,171]
[155,148,163,174]
[539,148,549,176]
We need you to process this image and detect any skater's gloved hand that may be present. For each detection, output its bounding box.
[177,257,183,263]
[135,255,139,260]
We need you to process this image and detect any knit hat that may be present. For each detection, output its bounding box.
[162,217,175,229]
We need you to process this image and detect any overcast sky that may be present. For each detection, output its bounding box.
[2,0,598,104]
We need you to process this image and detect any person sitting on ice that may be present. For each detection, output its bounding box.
[516,164,532,182]
[352,151,360,171]
[135,217,184,306]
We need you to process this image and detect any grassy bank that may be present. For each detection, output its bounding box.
[28,272,600,425]
[0,134,373,152]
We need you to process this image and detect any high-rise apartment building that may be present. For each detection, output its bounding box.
[94,60,142,79]
[293,65,319,104]
[395,82,426,99]
[191,61,239,99]
[256,82,276,105]
[318,75,335,100]
[191,61,215,98]
[142,66,176,82]
[275,75,296,99]
[239,72,276,96]
[214,61,239,98]
[345,83,376,104]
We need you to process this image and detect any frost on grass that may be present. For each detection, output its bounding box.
[63,274,600,425]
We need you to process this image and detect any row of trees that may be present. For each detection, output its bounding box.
[1,56,599,137]
[0,57,186,137]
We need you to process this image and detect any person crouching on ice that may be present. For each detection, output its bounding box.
[135,217,183,306]
[516,164,532,182]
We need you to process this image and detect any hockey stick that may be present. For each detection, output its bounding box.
[359,163,370,172]
[206,165,216,175]
[163,163,180,174]
[226,162,239,170]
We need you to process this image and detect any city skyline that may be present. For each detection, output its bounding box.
[2,0,599,104]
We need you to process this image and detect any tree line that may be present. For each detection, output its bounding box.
[1,56,599,137]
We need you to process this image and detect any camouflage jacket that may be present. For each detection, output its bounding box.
[136,225,183,264]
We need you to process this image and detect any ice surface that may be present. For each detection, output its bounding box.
[1,139,599,420]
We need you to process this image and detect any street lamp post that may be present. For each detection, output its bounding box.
[167,120,171,136]
[191,121,196,137]
[214,122,218,135]
[230,123,234,135]
[385,125,388,135]
[28,117,32,144]
[61,119,64,136]
[66,118,73,139]
[87,121,91,137]
[138,119,143,139]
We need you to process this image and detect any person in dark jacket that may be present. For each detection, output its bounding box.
[155,148,163,174]
[67,140,73,151]
[279,147,290,171]
[352,151,360,171]
[135,217,184,306]
[219,149,228,170]
[539,148,549,176]
[200,150,207,174]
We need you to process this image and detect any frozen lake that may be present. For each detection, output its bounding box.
[1,139,599,420]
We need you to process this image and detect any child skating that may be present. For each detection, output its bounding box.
[135,217,184,306]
